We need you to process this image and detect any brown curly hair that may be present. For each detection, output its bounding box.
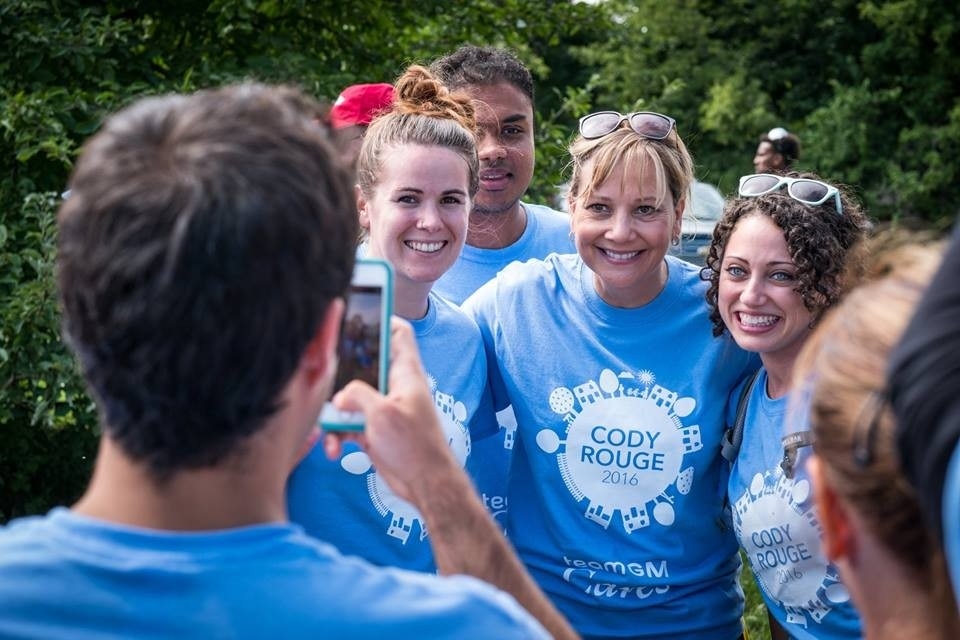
[703,171,871,337]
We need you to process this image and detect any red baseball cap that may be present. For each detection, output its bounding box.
[329,83,395,129]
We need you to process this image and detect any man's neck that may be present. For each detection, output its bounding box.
[73,438,286,531]
[465,202,527,249]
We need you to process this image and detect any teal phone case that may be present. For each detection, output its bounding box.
[322,258,393,431]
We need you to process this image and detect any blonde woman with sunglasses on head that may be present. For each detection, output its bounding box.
[704,171,871,639]
[464,111,758,639]
[795,239,960,639]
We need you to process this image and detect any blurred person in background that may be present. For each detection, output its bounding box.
[328,81,395,170]
[754,127,801,174]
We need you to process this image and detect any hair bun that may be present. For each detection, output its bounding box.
[392,65,476,133]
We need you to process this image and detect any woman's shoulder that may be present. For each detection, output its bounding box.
[666,255,709,291]
[499,253,577,286]
[497,254,580,303]
[464,254,582,322]
[430,292,481,330]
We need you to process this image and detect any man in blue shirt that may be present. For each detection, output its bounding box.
[429,47,576,527]
[0,83,574,640]
[430,45,575,305]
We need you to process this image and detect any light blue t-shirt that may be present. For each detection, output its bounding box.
[465,254,758,639]
[436,201,573,533]
[433,201,573,306]
[728,369,862,640]
[0,508,547,639]
[945,441,960,608]
[288,292,498,570]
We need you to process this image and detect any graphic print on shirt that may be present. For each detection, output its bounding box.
[734,464,851,628]
[497,405,518,451]
[539,368,701,533]
[340,374,471,543]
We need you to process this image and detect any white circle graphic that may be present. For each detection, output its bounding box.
[563,397,683,508]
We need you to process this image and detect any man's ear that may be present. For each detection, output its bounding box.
[808,454,855,562]
[301,298,345,387]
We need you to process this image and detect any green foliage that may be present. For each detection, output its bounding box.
[577,0,960,220]
[0,190,98,521]
[740,555,772,639]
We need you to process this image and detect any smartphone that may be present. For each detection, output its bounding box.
[320,258,393,431]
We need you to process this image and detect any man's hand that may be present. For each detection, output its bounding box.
[323,318,459,505]
[322,316,579,640]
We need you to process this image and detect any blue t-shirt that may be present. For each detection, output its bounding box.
[436,201,573,532]
[728,369,861,639]
[945,441,960,608]
[0,508,547,639]
[433,202,573,306]
[288,292,498,570]
[465,254,758,639]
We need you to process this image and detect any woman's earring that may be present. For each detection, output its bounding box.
[671,236,680,247]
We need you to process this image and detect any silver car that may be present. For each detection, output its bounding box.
[671,181,725,266]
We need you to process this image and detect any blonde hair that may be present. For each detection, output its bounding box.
[567,126,694,211]
[357,65,479,198]
[796,238,957,625]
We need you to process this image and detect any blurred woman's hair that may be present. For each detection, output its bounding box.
[796,234,957,628]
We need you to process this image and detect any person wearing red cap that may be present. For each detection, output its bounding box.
[329,82,395,169]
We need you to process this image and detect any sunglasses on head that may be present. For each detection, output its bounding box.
[738,173,844,216]
[579,111,676,141]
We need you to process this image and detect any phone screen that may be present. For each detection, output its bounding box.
[333,284,385,394]
[321,259,392,431]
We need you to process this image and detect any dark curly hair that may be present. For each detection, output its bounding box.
[702,171,871,337]
[429,44,534,104]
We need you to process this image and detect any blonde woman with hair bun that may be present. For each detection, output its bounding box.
[288,64,502,573]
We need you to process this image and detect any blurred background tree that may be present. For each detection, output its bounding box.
[2,0,958,524]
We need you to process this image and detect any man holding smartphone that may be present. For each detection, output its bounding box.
[0,83,575,640]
